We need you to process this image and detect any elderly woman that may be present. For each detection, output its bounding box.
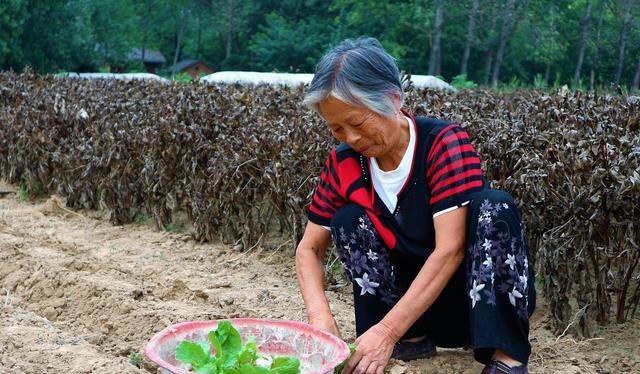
[295,37,535,374]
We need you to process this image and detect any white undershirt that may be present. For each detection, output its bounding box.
[370,116,415,213]
[319,115,466,231]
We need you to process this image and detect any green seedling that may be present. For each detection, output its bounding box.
[108,244,121,254]
[334,343,356,373]
[175,320,300,374]
[129,351,143,368]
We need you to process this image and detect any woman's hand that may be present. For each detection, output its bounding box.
[310,312,342,339]
[341,322,398,374]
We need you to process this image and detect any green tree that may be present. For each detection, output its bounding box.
[0,0,27,70]
[21,0,96,72]
[87,0,139,69]
[248,0,335,72]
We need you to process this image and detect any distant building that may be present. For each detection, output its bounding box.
[168,60,214,79]
[127,48,166,73]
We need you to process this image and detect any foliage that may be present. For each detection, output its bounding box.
[1,1,639,87]
[248,12,330,73]
[169,72,194,83]
[498,76,523,93]
[134,213,152,224]
[451,74,478,90]
[175,320,300,374]
[17,185,28,202]
[163,223,181,233]
[88,0,139,68]
[17,180,43,201]
[533,73,546,89]
[1,73,639,338]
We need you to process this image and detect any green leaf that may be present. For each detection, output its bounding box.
[208,331,223,358]
[249,365,272,374]
[214,320,243,356]
[238,337,258,365]
[217,351,239,370]
[195,362,219,374]
[178,322,299,374]
[227,363,271,374]
[270,357,300,374]
[175,340,210,368]
[198,341,212,356]
[334,343,356,373]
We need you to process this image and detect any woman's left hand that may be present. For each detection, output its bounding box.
[340,322,397,374]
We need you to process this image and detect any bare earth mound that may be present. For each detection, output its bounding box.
[0,185,638,373]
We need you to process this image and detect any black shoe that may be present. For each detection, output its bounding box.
[391,336,437,361]
[481,360,528,374]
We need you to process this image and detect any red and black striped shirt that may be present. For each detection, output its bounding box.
[308,113,485,256]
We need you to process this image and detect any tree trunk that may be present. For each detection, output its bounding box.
[141,17,149,68]
[589,0,606,90]
[544,63,551,86]
[171,0,189,76]
[614,0,633,86]
[428,0,444,76]
[484,54,493,85]
[633,55,640,90]
[491,0,515,87]
[196,9,202,59]
[225,0,235,61]
[483,0,498,85]
[140,1,155,72]
[573,0,592,87]
[460,0,479,76]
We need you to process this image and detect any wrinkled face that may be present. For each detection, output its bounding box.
[317,96,398,158]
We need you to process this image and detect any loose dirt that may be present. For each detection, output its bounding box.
[0,183,638,373]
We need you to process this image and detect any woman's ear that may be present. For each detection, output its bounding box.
[389,91,402,112]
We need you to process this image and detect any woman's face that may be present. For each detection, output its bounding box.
[317,96,400,159]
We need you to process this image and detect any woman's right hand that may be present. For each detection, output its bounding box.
[310,313,342,339]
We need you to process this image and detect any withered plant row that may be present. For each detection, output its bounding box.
[0,72,638,336]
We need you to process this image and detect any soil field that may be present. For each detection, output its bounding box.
[0,181,638,373]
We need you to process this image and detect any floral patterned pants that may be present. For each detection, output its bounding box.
[329,189,536,364]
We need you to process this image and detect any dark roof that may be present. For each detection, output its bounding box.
[168,59,210,72]
[127,48,166,64]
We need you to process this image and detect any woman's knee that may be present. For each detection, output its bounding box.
[469,188,523,224]
[329,203,368,231]
[470,189,516,210]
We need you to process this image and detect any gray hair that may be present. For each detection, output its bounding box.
[303,37,403,118]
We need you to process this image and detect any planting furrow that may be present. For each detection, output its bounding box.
[0,305,138,373]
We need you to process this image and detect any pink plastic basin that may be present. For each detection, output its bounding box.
[144,318,349,374]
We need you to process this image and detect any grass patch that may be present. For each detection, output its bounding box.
[17,180,44,201]
[17,185,29,202]
[134,212,152,224]
[163,223,181,233]
[451,73,478,90]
